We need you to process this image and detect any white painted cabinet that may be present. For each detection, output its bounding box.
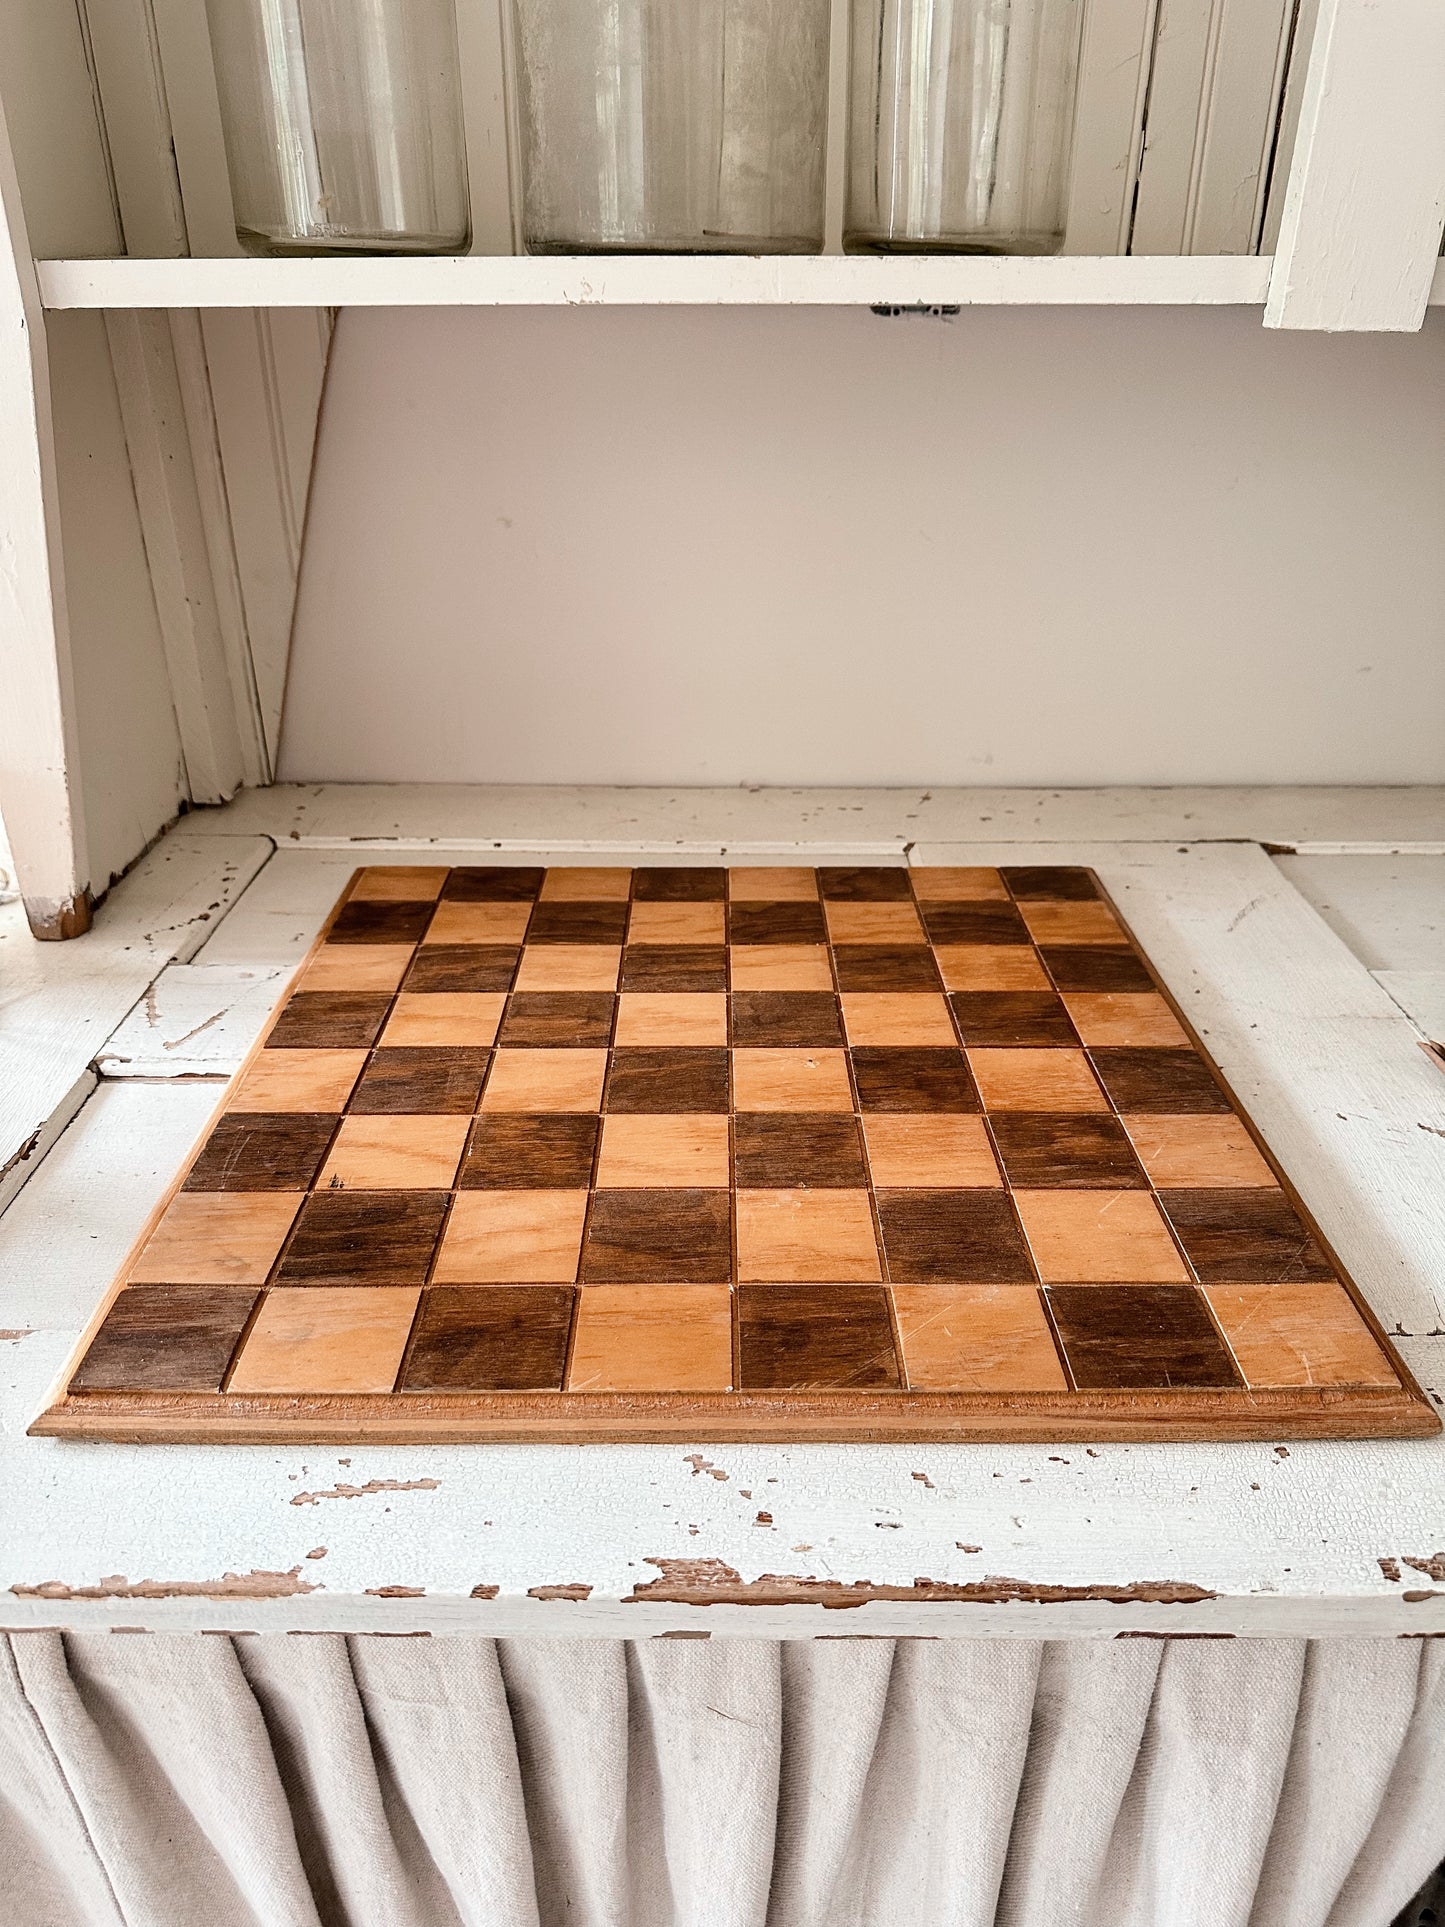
[1,0,1443,934]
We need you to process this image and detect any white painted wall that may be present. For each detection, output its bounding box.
[280,305,1445,787]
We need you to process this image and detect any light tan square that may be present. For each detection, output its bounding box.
[863,1116,1001,1188]
[736,1190,881,1282]
[732,1048,854,1112]
[380,992,505,1047]
[567,1284,732,1391]
[299,945,414,993]
[893,1284,1067,1390]
[1061,992,1187,1047]
[842,992,957,1047]
[130,1193,302,1286]
[596,1115,731,1188]
[480,1049,607,1112]
[228,1287,419,1393]
[1122,1115,1278,1189]
[423,901,531,945]
[1204,1282,1398,1389]
[228,1049,367,1114]
[319,1115,470,1190]
[824,901,925,944]
[1013,1191,1189,1282]
[348,866,448,902]
[434,1190,588,1282]
[970,1049,1107,1112]
[728,945,834,991]
[934,947,1049,991]
[627,901,725,944]
[909,867,1008,901]
[539,868,633,900]
[514,946,620,991]
[1019,900,1127,945]
[727,867,819,901]
[614,993,728,1046]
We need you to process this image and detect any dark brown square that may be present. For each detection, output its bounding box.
[69,1286,259,1393]
[737,1285,898,1389]
[526,901,629,945]
[605,1048,730,1115]
[350,1048,490,1114]
[184,1113,338,1193]
[633,868,726,901]
[1157,1189,1337,1283]
[621,945,728,992]
[1003,867,1101,902]
[275,1190,448,1286]
[268,991,392,1051]
[329,900,433,945]
[817,868,914,901]
[402,1285,573,1390]
[730,992,843,1048]
[949,992,1077,1048]
[728,902,828,946]
[851,1047,980,1113]
[831,945,942,991]
[441,867,544,901]
[988,1114,1148,1190]
[1041,947,1154,993]
[580,1190,732,1283]
[459,1114,599,1189]
[404,945,520,993]
[499,993,616,1049]
[921,903,1031,946]
[1046,1284,1240,1389]
[876,1191,1035,1283]
[1089,1047,1230,1115]
[734,1114,868,1188]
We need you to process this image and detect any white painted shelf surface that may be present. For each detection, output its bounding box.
[36,254,1279,311]
[2,786,1444,1638]
[34,254,1445,314]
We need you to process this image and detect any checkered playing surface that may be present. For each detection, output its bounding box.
[43,863,1426,1441]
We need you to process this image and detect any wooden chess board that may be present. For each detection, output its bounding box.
[34,864,1434,1443]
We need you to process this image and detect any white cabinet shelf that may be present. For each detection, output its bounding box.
[37,252,1286,311]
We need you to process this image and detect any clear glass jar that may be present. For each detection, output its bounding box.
[846,0,1084,253]
[512,0,831,253]
[205,0,470,254]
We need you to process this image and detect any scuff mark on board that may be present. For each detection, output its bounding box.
[1380,1558,1403,1583]
[366,1585,425,1598]
[684,1454,728,1481]
[624,1559,1215,1609]
[528,1583,593,1602]
[0,1329,33,1343]
[1404,1553,1445,1582]
[470,1583,500,1599]
[291,1477,441,1507]
[12,1567,318,1600]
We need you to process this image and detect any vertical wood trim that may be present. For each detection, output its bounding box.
[1266,0,1445,331]
[103,310,246,803]
[146,0,242,256]
[1130,0,1296,258]
[1063,0,1160,256]
[1259,0,1318,254]
[455,0,517,252]
[78,0,188,256]
[199,307,334,768]
[0,96,92,937]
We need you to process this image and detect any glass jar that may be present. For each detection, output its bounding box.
[511,0,831,253]
[846,0,1084,253]
[205,0,470,254]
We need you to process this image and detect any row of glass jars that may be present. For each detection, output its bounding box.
[209,0,1084,258]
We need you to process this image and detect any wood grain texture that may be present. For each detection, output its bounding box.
[36,856,1433,1449]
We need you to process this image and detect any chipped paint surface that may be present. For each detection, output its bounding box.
[12,1568,318,1600]
[624,1559,1215,1609]
[290,1478,441,1507]
[4,822,1445,1635]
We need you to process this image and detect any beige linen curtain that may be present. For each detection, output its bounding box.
[2,1633,1442,1927]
